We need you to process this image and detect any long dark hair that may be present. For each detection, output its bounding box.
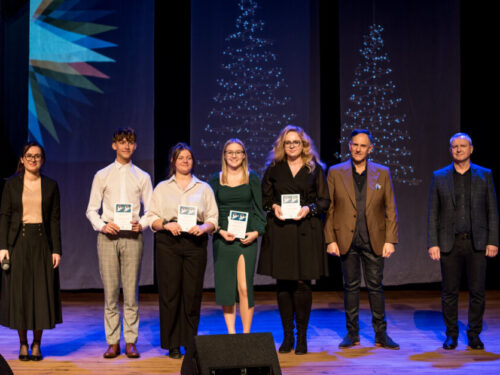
[16,141,46,175]
[168,143,195,178]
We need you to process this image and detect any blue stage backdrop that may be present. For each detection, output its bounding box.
[339,0,460,285]
[191,0,320,287]
[28,0,155,289]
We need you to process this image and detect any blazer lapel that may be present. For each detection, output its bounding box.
[340,161,356,207]
[445,163,455,207]
[41,175,47,218]
[366,162,380,209]
[470,163,479,201]
[14,174,24,210]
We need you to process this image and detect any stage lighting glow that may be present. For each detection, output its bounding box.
[339,24,421,186]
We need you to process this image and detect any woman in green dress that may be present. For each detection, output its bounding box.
[209,139,266,333]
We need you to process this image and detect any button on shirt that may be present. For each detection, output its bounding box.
[86,161,153,231]
[146,175,218,231]
[453,168,472,234]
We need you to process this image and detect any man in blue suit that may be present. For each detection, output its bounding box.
[427,132,498,350]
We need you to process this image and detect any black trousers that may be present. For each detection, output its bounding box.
[156,231,208,349]
[440,235,486,338]
[340,245,386,336]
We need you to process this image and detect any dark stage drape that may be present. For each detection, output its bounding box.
[1,0,29,183]
[25,0,155,289]
[338,0,460,285]
[190,0,320,287]
[3,0,498,290]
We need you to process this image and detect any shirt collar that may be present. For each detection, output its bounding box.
[167,174,201,190]
[453,167,471,176]
[351,160,367,176]
[114,160,132,171]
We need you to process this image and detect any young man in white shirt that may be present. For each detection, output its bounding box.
[86,128,153,359]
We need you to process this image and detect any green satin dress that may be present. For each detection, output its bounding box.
[209,171,266,307]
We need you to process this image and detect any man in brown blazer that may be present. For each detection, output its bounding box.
[325,129,399,349]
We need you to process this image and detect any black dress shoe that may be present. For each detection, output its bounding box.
[278,334,294,353]
[375,333,400,350]
[168,347,182,359]
[443,336,458,350]
[19,342,30,361]
[339,334,360,349]
[30,341,43,361]
[467,335,484,350]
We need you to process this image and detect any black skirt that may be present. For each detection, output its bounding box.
[0,223,62,330]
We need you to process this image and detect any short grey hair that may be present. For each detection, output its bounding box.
[449,132,473,147]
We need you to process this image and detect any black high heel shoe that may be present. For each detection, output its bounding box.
[19,341,30,361]
[30,340,43,361]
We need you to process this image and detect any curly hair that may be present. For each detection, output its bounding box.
[266,125,324,172]
[112,127,137,143]
[221,138,249,185]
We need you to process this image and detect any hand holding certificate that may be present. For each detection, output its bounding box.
[227,210,249,239]
[178,205,198,232]
[281,194,301,219]
[114,203,132,230]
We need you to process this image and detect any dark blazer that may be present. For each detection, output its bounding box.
[324,160,398,256]
[0,174,61,254]
[427,163,499,253]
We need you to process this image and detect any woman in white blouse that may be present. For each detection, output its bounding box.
[147,143,218,359]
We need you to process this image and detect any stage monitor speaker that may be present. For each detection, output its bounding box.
[181,332,281,375]
[0,353,13,375]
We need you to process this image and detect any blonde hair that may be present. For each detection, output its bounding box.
[266,125,324,172]
[221,138,249,185]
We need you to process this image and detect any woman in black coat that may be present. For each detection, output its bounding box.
[257,125,330,355]
[0,141,62,361]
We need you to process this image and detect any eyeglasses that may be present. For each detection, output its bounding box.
[284,140,302,148]
[24,154,42,161]
[225,151,245,156]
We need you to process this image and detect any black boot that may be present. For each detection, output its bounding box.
[277,281,295,353]
[293,281,312,355]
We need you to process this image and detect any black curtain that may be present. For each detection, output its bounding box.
[461,0,500,289]
[154,0,191,185]
[0,0,28,183]
[1,0,499,289]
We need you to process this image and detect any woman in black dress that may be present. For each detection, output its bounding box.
[258,125,330,355]
[0,142,62,361]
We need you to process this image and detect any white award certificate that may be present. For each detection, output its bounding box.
[281,194,301,219]
[178,205,198,232]
[227,210,249,239]
[114,203,132,231]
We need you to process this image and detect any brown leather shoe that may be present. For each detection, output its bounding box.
[103,344,120,359]
[125,343,140,358]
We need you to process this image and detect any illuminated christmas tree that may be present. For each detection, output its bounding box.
[340,24,420,186]
[199,0,295,179]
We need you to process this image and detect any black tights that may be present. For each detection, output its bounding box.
[276,280,312,336]
[18,329,43,344]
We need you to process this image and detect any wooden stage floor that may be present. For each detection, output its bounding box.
[1,290,500,374]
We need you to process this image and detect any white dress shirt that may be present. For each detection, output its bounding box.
[86,160,153,231]
[146,175,218,231]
